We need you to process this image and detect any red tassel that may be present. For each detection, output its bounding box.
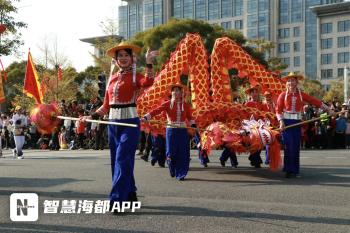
[268,140,282,171]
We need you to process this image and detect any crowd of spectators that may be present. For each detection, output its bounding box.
[0,98,350,152]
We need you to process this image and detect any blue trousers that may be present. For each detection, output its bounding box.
[166,128,190,180]
[108,117,140,203]
[220,148,238,167]
[193,133,209,165]
[150,135,166,166]
[282,119,301,174]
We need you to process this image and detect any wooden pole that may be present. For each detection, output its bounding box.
[57,116,138,128]
[279,110,346,131]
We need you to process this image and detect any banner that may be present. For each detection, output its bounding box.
[23,52,43,104]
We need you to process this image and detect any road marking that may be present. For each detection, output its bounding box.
[325,156,345,159]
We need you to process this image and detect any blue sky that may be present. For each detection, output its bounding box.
[2,0,120,71]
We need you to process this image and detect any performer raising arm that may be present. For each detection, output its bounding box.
[82,41,158,212]
[276,72,332,178]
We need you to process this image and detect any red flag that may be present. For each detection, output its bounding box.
[57,65,62,81]
[24,51,43,104]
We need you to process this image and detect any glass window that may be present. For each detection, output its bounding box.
[281,57,290,66]
[118,6,128,38]
[337,52,350,63]
[258,26,269,40]
[337,20,350,32]
[208,0,220,20]
[293,41,300,52]
[221,21,232,29]
[278,28,290,39]
[278,43,290,53]
[293,27,300,37]
[221,0,232,18]
[294,56,300,67]
[247,14,258,27]
[173,0,182,18]
[247,28,258,38]
[291,0,302,23]
[184,0,194,18]
[233,0,243,16]
[321,38,333,49]
[321,54,332,65]
[321,23,332,34]
[195,0,206,20]
[259,0,269,11]
[321,69,333,79]
[259,12,269,26]
[337,36,350,48]
[338,68,344,77]
[235,20,243,29]
[154,0,163,26]
[247,0,258,13]
[144,0,154,29]
[279,0,289,24]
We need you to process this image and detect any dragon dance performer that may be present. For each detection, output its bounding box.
[82,41,158,210]
[143,83,196,181]
[276,72,331,178]
[244,84,264,168]
[262,91,276,165]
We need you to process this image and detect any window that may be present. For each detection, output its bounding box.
[247,0,258,13]
[208,0,219,20]
[247,14,258,27]
[321,54,332,65]
[338,68,344,77]
[293,41,300,52]
[294,56,300,67]
[247,28,258,38]
[337,20,350,32]
[259,0,269,11]
[338,52,350,63]
[337,36,350,48]
[235,20,243,29]
[321,69,333,79]
[291,0,302,23]
[281,57,290,66]
[184,0,194,18]
[221,0,232,18]
[321,38,332,49]
[195,0,206,20]
[293,27,300,37]
[233,0,243,16]
[278,43,290,53]
[279,0,289,24]
[221,21,232,29]
[321,23,332,34]
[278,28,290,39]
[173,0,182,18]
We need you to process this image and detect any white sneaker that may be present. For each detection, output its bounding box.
[17,156,24,159]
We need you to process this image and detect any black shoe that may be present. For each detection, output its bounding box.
[178,177,185,181]
[151,160,156,166]
[203,163,208,167]
[128,192,138,202]
[254,164,261,168]
[285,172,293,178]
[220,160,225,167]
[140,155,148,162]
[158,163,165,168]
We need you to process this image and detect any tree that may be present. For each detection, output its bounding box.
[130,19,251,70]
[323,79,348,103]
[302,79,325,100]
[247,38,288,72]
[0,0,27,56]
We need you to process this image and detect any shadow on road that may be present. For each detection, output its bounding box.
[0,223,151,233]
[139,205,350,226]
[188,165,350,187]
[0,177,92,188]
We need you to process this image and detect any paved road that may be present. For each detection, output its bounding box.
[0,149,349,233]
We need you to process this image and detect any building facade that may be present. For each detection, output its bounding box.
[118,0,349,88]
[311,2,350,90]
